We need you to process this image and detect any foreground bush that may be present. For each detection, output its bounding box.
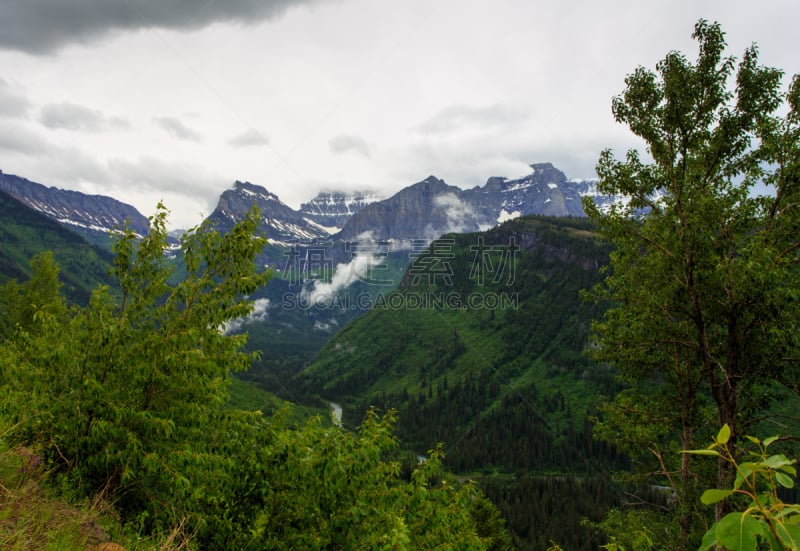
[0,204,507,549]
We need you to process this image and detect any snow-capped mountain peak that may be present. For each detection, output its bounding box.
[208,181,332,244]
[299,190,381,229]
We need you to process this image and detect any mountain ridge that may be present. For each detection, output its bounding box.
[332,162,619,241]
[0,170,150,246]
[299,190,382,230]
[205,180,333,244]
[0,188,115,303]
[1,161,618,248]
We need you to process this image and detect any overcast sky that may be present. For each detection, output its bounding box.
[1,0,798,228]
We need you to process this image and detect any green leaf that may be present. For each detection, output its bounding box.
[774,521,800,550]
[701,489,734,505]
[760,527,785,551]
[683,449,721,456]
[716,424,731,445]
[774,507,800,520]
[716,512,764,551]
[763,454,794,470]
[698,526,718,551]
[734,463,756,490]
[738,462,761,474]
[762,435,779,448]
[775,471,794,489]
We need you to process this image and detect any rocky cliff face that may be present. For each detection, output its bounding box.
[201,162,625,246]
[333,163,623,242]
[299,191,380,230]
[464,162,589,220]
[0,171,150,239]
[335,176,487,241]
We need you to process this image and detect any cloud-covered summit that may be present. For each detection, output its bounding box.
[0,0,331,54]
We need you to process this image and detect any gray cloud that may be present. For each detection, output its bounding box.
[108,156,219,196]
[154,116,202,142]
[415,104,527,135]
[0,135,115,188]
[433,192,479,234]
[228,128,270,147]
[0,0,332,55]
[0,79,32,119]
[329,134,371,157]
[40,102,129,132]
[104,155,222,227]
[0,122,45,155]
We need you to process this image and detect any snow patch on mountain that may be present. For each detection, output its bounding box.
[299,191,381,228]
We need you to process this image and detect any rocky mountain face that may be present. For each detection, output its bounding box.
[0,170,150,241]
[206,181,331,244]
[334,176,485,241]
[464,162,591,220]
[202,163,624,245]
[1,161,622,254]
[299,191,381,230]
[333,163,622,241]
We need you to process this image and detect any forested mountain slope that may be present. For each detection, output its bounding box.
[299,216,613,459]
[297,215,628,549]
[0,189,114,304]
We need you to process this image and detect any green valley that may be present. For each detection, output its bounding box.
[296,216,627,548]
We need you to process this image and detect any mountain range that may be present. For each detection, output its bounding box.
[0,162,620,249]
[206,162,620,246]
[333,163,617,241]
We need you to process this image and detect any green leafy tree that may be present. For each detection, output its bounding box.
[584,20,800,549]
[1,204,272,534]
[0,204,506,548]
[253,409,502,550]
[0,251,67,341]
